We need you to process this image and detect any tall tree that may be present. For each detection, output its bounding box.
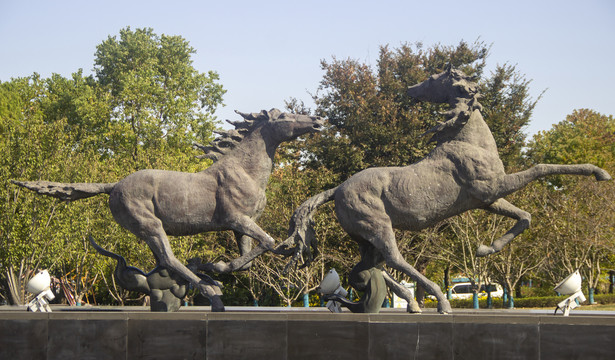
[526,109,615,170]
[307,41,490,181]
[94,27,225,161]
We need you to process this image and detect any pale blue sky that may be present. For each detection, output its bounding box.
[1,0,613,136]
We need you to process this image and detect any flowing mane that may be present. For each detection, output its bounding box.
[421,66,483,145]
[195,108,283,161]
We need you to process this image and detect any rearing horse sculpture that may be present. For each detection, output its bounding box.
[12,109,324,311]
[284,66,611,313]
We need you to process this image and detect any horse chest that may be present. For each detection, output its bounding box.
[215,169,267,216]
[439,143,505,183]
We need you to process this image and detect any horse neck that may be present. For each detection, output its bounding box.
[220,126,279,188]
[448,98,498,152]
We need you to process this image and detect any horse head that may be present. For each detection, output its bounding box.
[256,109,325,143]
[197,109,324,161]
[407,64,479,105]
[407,65,483,144]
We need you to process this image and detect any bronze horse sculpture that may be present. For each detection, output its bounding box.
[13,109,324,311]
[285,66,611,313]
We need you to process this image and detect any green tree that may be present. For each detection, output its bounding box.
[527,109,615,170]
[307,41,490,180]
[0,75,99,304]
[94,27,225,161]
[525,109,615,302]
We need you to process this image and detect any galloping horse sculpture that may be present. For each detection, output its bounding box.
[13,109,324,311]
[285,66,611,313]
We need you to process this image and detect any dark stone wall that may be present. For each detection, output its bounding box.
[1,309,614,359]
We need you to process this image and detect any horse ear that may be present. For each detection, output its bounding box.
[267,108,282,120]
[446,62,453,73]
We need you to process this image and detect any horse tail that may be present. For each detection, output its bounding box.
[10,180,117,202]
[282,186,338,267]
[88,236,150,294]
[88,235,125,263]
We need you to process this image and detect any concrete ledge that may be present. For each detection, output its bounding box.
[1,307,614,359]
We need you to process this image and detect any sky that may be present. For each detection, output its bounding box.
[1,0,614,136]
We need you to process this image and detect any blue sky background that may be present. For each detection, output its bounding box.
[1,0,613,136]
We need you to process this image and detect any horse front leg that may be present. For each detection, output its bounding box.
[204,216,275,273]
[142,227,225,312]
[477,164,611,202]
[234,231,254,271]
[476,199,531,257]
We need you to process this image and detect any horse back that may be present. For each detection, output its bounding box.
[334,156,486,232]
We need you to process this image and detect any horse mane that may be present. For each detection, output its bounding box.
[195,108,283,161]
[423,65,483,144]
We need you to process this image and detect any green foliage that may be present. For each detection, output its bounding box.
[527,109,615,169]
[524,109,615,297]
[94,27,225,160]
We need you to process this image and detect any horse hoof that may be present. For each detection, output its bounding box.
[476,245,495,257]
[211,295,225,312]
[595,169,612,181]
[407,303,422,314]
[437,300,452,314]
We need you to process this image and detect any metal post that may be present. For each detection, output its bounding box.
[503,287,508,307]
[383,298,390,308]
[487,290,493,309]
[588,287,596,305]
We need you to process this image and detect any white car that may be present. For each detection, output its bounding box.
[449,282,504,300]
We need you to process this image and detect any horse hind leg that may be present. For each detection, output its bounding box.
[355,226,452,314]
[476,199,531,257]
[137,220,225,311]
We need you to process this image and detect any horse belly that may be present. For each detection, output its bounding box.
[109,170,217,236]
[156,177,218,235]
[333,166,467,233]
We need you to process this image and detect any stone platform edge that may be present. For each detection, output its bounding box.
[1,307,614,359]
